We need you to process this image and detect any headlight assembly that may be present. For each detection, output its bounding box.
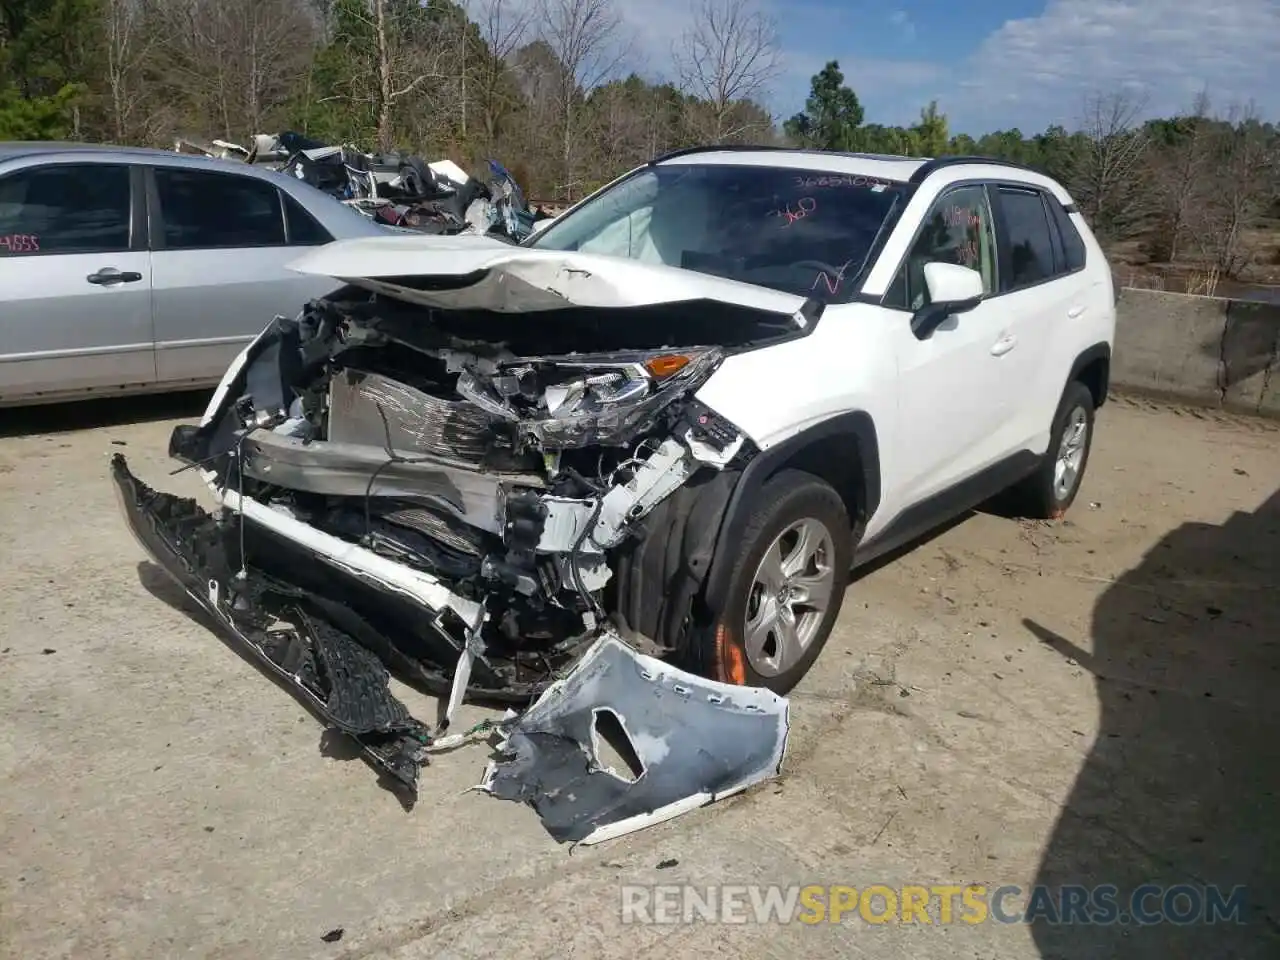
[455,348,723,449]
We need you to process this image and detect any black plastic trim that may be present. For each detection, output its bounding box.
[701,411,881,615]
[650,144,917,167]
[908,155,1040,184]
[128,165,148,252]
[142,165,163,251]
[855,450,1040,568]
[1069,342,1111,408]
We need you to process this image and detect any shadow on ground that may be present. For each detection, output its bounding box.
[1025,490,1280,956]
[0,390,211,439]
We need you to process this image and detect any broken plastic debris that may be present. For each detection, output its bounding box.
[479,633,790,845]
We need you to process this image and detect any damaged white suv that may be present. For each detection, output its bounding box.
[114,147,1114,795]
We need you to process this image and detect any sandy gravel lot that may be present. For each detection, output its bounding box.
[1,392,1277,960]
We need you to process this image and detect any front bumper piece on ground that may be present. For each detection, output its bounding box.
[111,454,790,841]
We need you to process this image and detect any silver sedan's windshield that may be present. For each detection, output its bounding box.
[527,163,904,302]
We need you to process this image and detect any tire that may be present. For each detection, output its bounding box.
[702,469,852,695]
[1011,380,1096,519]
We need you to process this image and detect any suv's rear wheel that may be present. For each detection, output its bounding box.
[1011,380,1096,519]
[705,469,851,694]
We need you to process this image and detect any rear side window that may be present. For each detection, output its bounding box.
[0,163,131,255]
[283,192,332,245]
[997,187,1055,290]
[155,167,285,249]
[1049,199,1087,272]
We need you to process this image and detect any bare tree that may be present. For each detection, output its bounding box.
[467,0,533,151]
[153,0,316,140]
[536,0,626,197]
[1073,90,1152,242]
[1149,89,1213,262]
[103,0,162,143]
[674,0,779,142]
[1190,102,1278,279]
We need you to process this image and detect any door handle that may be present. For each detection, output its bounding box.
[87,268,143,285]
[990,334,1018,357]
[1067,305,1085,318]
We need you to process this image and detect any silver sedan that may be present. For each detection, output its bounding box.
[0,142,390,407]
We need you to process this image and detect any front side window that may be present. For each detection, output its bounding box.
[154,167,285,249]
[0,163,131,256]
[527,163,905,303]
[885,184,998,310]
[997,187,1056,290]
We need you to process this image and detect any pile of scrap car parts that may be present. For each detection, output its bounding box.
[177,130,550,241]
[112,239,795,843]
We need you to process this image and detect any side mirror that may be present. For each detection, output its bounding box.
[911,262,985,339]
[530,217,555,235]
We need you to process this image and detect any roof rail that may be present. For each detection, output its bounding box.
[649,144,923,166]
[908,155,1038,184]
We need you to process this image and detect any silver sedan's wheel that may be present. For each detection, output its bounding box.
[743,517,836,677]
[1053,405,1089,501]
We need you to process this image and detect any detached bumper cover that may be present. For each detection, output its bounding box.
[111,453,436,793]
[480,635,790,845]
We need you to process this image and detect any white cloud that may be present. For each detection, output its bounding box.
[945,0,1280,132]
[888,9,916,41]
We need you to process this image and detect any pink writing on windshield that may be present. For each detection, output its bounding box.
[812,258,856,295]
[794,174,891,189]
[773,196,817,227]
[0,234,39,253]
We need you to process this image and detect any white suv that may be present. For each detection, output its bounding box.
[114,148,1114,783]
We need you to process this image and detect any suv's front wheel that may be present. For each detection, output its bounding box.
[705,469,852,694]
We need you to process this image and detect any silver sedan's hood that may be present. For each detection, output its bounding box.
[286,234,809,320]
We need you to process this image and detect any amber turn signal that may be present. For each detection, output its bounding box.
[643,354,691,378]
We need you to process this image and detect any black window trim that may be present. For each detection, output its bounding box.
[146,164,291,252]
[1047,193,1088,273]
[876,176,1085,313]
[0,158,141,259]
[279,187,334,246]
[876,179,998,313]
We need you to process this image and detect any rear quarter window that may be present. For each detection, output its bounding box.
[1049,198,1087,272]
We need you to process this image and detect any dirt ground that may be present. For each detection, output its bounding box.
[1,392,1277,960]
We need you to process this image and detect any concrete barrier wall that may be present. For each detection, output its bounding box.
[1113,288,1280,416]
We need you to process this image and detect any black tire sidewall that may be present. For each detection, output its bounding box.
[1041,381,1096,516]
[713,469,852,694]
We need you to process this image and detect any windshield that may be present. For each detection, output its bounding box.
[527,162,904,302]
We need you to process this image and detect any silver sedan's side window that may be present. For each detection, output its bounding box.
[154,167,286,250]
[0,164,131,257]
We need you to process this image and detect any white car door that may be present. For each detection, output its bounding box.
[0,161,155,401]
[881,183,1021,510]
[987,184,1091,453]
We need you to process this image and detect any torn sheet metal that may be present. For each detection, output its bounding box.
[480,634,790,845]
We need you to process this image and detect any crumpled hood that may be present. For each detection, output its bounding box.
[286,234,809,319]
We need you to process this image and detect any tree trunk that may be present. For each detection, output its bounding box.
[375,0,393,151]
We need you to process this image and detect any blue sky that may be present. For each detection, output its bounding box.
[610,0,1280,136]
